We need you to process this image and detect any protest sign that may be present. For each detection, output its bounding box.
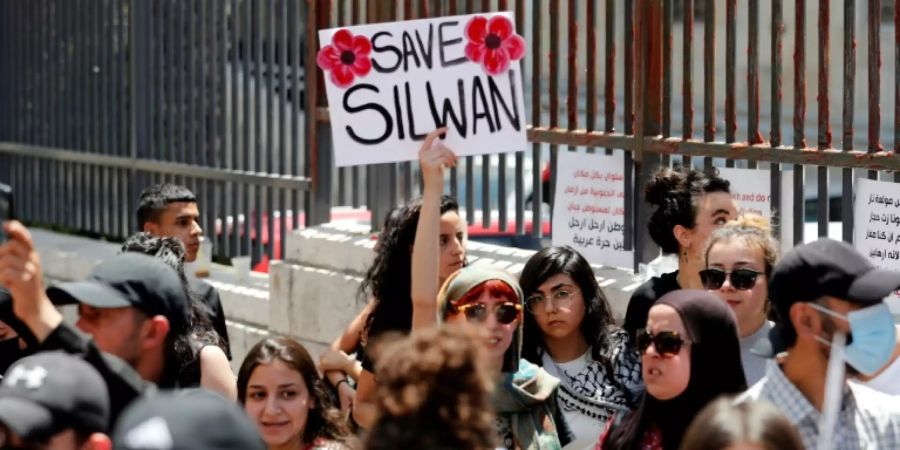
[317,12,528,167]
[552,150,633,269]
[853,178,900,309]
[716,167,794,254]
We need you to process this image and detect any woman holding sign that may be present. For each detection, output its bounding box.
[518,246,643,449]
[348,185,467,428]
[411,128,572,449]
[623,167,737,341]
[701,214,779,385]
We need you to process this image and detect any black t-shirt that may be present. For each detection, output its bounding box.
[188,277,231,360]
[622,271,681,339]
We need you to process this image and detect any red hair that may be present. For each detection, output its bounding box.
[452,280,520,309]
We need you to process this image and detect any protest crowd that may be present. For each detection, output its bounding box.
[1,127,900,450]
[3,10,900,450]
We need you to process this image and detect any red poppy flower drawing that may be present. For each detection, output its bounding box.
[316,29,373,88]
[464,15,526,76]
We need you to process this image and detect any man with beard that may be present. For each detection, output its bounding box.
[740,238,900,449]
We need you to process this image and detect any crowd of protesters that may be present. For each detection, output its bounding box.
[1,131,900,449]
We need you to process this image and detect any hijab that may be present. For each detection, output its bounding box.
[605,289,746,450]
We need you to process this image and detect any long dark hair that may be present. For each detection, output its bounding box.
[361,196,460,342]
[604,290,746,450]
[237,337,350,446]
[519,246,617,367]
[121,232,224,388]
[645,166,731,254]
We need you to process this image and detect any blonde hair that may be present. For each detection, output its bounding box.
[704,214,780,278]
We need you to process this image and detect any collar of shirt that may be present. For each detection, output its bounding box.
[758,359,856,427]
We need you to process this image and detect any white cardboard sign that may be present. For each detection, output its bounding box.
[317,12,527,167]
[552,150,633,269]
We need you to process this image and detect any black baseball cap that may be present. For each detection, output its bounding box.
[0,352,110,443]
[46,253,190,334]
[113,389,265,450]
[756,238,900,356]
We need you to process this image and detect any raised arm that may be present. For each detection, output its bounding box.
[410,128,455,331]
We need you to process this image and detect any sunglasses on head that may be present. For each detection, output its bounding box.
[456,302,522,324]
[699,268,763,290]
[636,329,687,356]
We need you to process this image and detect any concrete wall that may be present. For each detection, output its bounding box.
[31,223,643,373]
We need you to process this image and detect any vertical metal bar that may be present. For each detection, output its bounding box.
[350,0,362,208]
[242,0,252,257]
[448,0,459,204]
[703,0,715,172]
[496,0,510,232]
[817,0,830,237]
[622,0,633,251]
[724,0,736,168]
[403,0,414,205]
[868,0,881,176]
[294,0,305,225]
[547,0,561,236]
[586,0,597,144]
[748,0,761,160]
[842,0,855,242]
[793,0,806,245]
[530,0,541,238]
[228,0,239,256]
[605,0,616,155]
[770,0,782,236]
[514,0,524,235]
[131,0,151,236]
[278,0,289,259]
[661,0,672,141]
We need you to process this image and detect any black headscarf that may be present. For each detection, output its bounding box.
[604,289,746,450]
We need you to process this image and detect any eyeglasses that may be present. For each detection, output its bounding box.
[636,329,688,357]
[699,268,763,290]
[525,288,579,313]
[456,302,522,324]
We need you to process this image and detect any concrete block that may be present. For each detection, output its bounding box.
[208,280,269,328]
[284,227,374,274]
[268,261,295,336]
[287,266,363,344]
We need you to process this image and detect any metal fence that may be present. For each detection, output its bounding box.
[316,0,900,270]
[0,0,322,266]
[3,1,900,271]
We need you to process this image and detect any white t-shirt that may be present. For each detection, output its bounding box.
[540,331,643,450]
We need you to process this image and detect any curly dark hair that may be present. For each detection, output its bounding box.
[361,196,460,342]
[121,232,224,388]
[519,246,618,369]
[237,337,351,446]
[645,166,731,254]
[365,324,495,450]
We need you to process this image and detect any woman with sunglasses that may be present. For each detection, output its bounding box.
[411,129,571,449]
[623,167,737,340]
[519,246,642,449]
[598,290,746,450]
[700,214,778,385]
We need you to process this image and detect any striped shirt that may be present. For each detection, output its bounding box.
[739,360,900,450]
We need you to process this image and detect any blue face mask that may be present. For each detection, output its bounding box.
[810,302,897,376]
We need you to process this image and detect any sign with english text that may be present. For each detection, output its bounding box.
[552,150,633,269]
[317,12,527,167]
[716,167,795,255]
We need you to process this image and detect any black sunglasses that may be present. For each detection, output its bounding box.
[457,302,522,324]
[699,268,763,290]
[636,329,687,356]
